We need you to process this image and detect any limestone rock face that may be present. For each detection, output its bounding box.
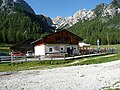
[52,0,120,29]
[0,0,35,14]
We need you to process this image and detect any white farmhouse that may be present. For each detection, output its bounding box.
[32,30,83,56]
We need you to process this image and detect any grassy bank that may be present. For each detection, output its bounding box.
[0,44,120,72]
[74,54,120,66]
[0,60,73,72]
[0,53,120,72]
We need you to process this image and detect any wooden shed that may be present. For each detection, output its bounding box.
[10,38,35,54]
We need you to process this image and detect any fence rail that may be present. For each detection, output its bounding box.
[0,48,118,63]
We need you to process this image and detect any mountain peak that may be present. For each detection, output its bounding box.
[0,0,35,14]
[52,9,96,29]
[111,0,120,8]
[52,0,120,29]
[112,0,120,4]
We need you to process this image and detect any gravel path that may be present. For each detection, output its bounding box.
[1,60,120,90]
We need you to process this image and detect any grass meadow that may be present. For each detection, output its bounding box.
[0,44,120,72]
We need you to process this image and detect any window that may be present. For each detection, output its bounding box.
[60,46,64,51]
[61,47,64,50]
[74,47,77,50]
[49,48,53,52]
[60,46,64,53]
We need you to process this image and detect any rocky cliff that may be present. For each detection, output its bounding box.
[52,0,120,29]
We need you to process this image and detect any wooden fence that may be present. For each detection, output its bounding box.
[0,48,118,63]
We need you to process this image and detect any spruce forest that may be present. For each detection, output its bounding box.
[0,0,120,45]
[0,5,51,44]
[69,14,120,45]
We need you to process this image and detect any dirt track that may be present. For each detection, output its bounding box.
[1,60,120,90]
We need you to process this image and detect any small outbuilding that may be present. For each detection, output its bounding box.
[79,42,90,54]
[32,29,83,56]
[10,38,35,54]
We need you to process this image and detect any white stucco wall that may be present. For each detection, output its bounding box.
[45,46,55,53]
[45,45,62,53]
[34,45,45,56]
[34,44,80,56]
[72,45,80,55]
[45,44,68,54]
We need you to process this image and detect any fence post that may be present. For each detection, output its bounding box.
[89,50,90,56]
[64,54,66,60]
[50,54,52,60]
[82,51,83,58]
[73,54,75,60]
[11,55,14,63]
[25,56,27,62]
[38,55,41,61]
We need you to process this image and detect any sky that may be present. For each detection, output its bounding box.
[25,0,112,18]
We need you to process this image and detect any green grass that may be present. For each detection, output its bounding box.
[107,88,120,90]
[0,43,11,47]
[0,60,73,72]
[75,54,120,65]
[0,53,120,72]
[102,88,120,90]
[0,43,11,54]
[0,44,120,72]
